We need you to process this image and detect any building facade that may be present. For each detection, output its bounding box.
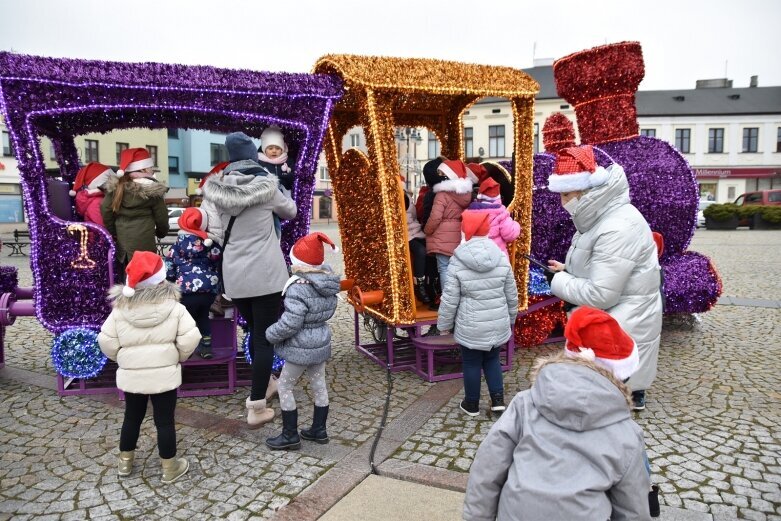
[0,116,23,222]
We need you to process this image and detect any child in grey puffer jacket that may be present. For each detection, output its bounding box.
[264,232,341,451]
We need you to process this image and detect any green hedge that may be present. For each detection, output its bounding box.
[737,205,763,219]
[703,203,738,222]
[761,206,781,224]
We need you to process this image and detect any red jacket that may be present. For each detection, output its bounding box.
[415,186,429,219]
[423,178,473,256]
[75,190,105,226]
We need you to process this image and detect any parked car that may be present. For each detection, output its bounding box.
[734,190,781,227]
[168,207,184,231]
[697,200,717,228]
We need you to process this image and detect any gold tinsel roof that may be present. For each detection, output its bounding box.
[314,54,539,98]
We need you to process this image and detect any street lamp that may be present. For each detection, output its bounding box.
[395,127,423,193]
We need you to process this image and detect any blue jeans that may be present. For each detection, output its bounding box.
[461,345,503,403]
[436,254,451,290]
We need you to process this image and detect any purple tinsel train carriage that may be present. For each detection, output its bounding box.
[0,52,342,395]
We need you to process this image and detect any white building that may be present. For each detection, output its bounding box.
[0,117,23,222]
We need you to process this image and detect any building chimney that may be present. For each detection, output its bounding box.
[696,78,733,89]
[750,75,758,88]
[533,58,555,67]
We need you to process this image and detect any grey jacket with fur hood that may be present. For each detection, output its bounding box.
[266,266,340,366]
[202,172,297,299]
[464,353,651,521]
[98,282,201,395]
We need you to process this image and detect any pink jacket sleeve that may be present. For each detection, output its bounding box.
[497,209,521,243]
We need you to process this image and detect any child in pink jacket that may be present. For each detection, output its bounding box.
[70,162,114,226]
[465,177,520,256]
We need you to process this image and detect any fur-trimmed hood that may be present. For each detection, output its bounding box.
[103,175,168,199]
[202,172,279,217]
[433,177,473,194]
[530,351,633,431]
[108,280,181,312]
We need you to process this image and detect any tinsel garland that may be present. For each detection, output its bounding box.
[241,330,285,372]
[51,327,107,379]
[514,296,566,349]
[0,52,342,333]
[314,55,538,322]
[0,266,18,294]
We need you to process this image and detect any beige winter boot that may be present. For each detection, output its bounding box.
[160,456,189,484]
[118,450,134,477]
[265,375,279,401]
[246,397,275,429]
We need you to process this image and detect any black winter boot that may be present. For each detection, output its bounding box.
[414,277,431,304]
[198,336,213,360]
[300,405,329,444]
[265,409,301,450]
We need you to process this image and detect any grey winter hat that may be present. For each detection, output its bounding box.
[225,132,258,162]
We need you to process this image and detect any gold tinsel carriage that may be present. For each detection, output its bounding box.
[313,55,539,381]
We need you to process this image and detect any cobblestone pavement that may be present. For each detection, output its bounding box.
[391,230,781,520]
[1,228,780,519]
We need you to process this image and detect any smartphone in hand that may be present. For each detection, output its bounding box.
[523,254,555,274]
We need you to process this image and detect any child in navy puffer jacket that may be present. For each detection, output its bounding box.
[264,232,341,451]
[165,207,221,359]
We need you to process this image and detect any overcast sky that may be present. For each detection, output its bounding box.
[1,0,779,91]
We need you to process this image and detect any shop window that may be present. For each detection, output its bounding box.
[319,196,332,219]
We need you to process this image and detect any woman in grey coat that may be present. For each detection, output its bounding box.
[201,132,297,427]
[546,145,663,411]
[264,233,341,451]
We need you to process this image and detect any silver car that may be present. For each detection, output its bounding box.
[697,200,717,228]
[168,207,184,231]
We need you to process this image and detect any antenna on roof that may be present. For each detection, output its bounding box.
[533,41,537,61]
[724,60,728,78]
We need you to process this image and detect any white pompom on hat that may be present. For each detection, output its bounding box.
[547,145,610,193]
[123,251,167,297]
[178,207,212,247]
[70,162,114,196]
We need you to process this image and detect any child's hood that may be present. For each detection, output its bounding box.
[530,357,631,432]
[453,237,503,273]
[103,175,168,201]
[108,282,179,327]
[291,265,341,297]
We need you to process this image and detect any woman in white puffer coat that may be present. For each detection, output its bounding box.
[546,145,663,411]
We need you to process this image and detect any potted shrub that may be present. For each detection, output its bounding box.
[703,203,739,230]
[737,205,762,229]
[754,206,781,230]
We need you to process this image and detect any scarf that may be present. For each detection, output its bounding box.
[258,152,291,172]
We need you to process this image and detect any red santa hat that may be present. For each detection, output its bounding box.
[563,307,639,381]
[547,145,610,193]
[290,232,339,267]
[477,177,501,201]
[196,161,229,195]
[437,160,472,182]
[467,163,489,184]
[122,251,167,297]
[116,148,155,177]
[178,207,213,247]
[70,162,113,196]
[461,211,490,241]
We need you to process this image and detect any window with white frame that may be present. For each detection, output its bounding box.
[428,134,441,159]
[464,127,473,157]
[489,125,505,157]
[742,127,759,153]
[674,129,691,154]
[534,123,540,153]
[146,145,158,167]
[1,132,13,157]
[708,128,724,153]
[85,139,99,162]
[640,129,656,137]
[319,165,330,181]
[116,142,129,164]
[350,133,360,147]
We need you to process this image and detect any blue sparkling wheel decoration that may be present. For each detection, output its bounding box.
[242,331,285,372]
[528,266,552,297]
[51,327,107,379]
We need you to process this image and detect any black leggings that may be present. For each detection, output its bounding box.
[233,293,282,401]
[181,292,216,338]
[409,238,427,278]
[120,389,178,459]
